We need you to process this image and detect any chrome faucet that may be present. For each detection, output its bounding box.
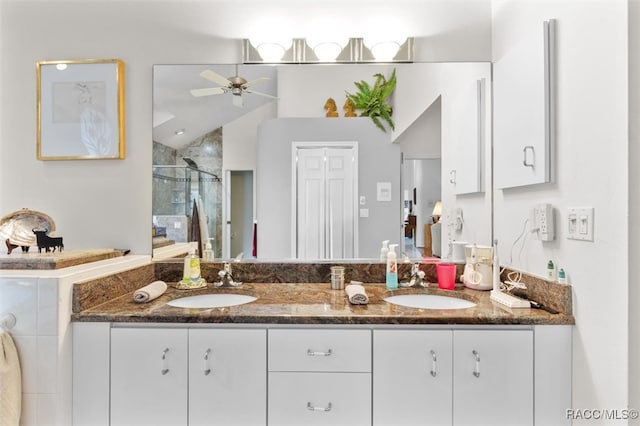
[215,262,242,287]
[407,263,427,288]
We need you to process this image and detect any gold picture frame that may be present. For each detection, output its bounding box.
[36,59,125,160]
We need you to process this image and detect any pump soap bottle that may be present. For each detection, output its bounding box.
[203,238,214,261]
[180,247,205,289]
[386,244,399,289]
[380,240,389,262]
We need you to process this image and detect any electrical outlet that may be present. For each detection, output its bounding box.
[530,203,554,241]
[567,207,594,241]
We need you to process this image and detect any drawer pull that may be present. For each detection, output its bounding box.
[430,349,437,377]
[307,349,333,357]
[161,348,169,375]
[203,348,212,376]
[307,402,332,412]
[472,349,481,378]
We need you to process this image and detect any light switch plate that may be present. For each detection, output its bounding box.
[359,208,369,218]
[567,207,594,241]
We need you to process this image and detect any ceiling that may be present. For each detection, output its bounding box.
[153,64,278,149]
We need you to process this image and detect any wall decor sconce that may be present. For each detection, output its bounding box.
[242,37,414,64]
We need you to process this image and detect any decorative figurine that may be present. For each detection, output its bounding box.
[343,98,357,117]
[32,229,64,253]
[323,97,339,117]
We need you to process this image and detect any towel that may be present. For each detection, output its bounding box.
[345,283,369,305]
[0,331,21,426]
[133,280,168,303]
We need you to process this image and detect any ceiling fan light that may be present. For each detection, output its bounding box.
[312,42,344,62]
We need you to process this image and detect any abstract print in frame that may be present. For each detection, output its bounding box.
[37,59,125,160]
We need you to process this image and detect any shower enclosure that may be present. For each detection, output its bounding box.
[152,164,222,255]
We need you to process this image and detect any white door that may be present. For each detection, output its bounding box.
[453,330,533,426]
[110,328,188,426]
[373,330,452,426]
[188,329,267,426]
[451,78,485,195]
[295,144,357,259]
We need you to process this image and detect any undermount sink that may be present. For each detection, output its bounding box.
[167,293,257,309]
[384,294,476,310]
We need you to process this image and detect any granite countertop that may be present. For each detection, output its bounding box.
[71,282,575,325]
[0,249,123,270]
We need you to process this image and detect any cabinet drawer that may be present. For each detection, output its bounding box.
[269,372,371,426]
[268,329,371,372]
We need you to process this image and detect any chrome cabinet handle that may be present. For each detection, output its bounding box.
[203,348,212,376]
[430,350,437,377]
[472,350,480,378]
[307,402,332,412]
[523,146,535,168]
[307,349,333,357]
[161,348,169,375]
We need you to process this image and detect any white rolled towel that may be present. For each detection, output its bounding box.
[345,282,369,305]
[133,280,168,303]
[0,331,21,426]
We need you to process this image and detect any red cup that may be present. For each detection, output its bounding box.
[436,263,457,290]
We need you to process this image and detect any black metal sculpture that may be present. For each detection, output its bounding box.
[32,229,64,253]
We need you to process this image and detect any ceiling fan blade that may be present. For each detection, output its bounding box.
[245,89,279,100]
[232,95,244,108]
[243,77,270,88]
[200,69,232,87]
[190,87,226,97]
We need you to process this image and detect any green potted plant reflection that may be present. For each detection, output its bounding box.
[345,68,396,133]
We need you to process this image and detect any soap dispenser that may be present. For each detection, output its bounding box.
[181,247,204,288]
[203,238,214,261]
[386,244,399,289]
[380,240,389,262]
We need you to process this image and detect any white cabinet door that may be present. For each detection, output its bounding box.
[188,329,267,426]
[493,17,556,189]
[451,78,486,195]
[110,328,188,426]
[453,330,533,426]
[373,329,453,426]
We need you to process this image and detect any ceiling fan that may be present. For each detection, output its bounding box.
[190,65,277,108]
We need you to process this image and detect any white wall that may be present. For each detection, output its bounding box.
[256,118,401,259]
[492,1,629,422]
[0,1,241,254]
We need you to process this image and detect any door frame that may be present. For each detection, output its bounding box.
[291,141,359,259]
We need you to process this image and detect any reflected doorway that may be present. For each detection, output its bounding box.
[402,157,441,258]
[225,170,254,259]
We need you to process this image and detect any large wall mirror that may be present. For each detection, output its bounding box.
[152,62,492,261]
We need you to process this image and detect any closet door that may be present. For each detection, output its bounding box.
[296,148,326,259]
[295,145,357,259]
[325,147,355,259]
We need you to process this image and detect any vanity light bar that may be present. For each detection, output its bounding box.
[242,37,414,64]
